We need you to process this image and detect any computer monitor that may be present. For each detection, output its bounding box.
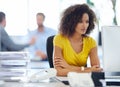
[102,26,120,72]
[102,26,120,79]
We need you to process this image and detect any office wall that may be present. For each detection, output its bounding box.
[0,0,120,36]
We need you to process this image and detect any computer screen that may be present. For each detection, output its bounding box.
[102,26,120,72]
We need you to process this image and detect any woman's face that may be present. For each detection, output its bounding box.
[75,13,89,35]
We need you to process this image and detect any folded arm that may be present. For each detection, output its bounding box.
[53,46,102,76]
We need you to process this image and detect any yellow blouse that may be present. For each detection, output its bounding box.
[53,34,97,67]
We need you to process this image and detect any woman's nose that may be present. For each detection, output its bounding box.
[82,22,87,27]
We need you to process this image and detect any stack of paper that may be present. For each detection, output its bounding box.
[0,52,30,81]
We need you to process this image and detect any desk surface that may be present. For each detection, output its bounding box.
[1,60,120,87]
[1,81,69,87]
[0,62,69,87]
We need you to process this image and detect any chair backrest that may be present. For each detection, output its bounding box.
[46,35,55,68]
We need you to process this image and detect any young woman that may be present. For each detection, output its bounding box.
[53,4,102,76]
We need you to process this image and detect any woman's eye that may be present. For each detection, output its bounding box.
[86,20,89,23]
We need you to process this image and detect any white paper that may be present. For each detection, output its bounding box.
[67,72,94,87]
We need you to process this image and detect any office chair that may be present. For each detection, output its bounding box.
[46,35,55,68]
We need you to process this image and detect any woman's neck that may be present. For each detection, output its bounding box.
[69,33,83,42]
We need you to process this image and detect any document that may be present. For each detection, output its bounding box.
[0,52,29,81]
[0,52,28,60]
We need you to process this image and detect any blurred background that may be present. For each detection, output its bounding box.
[0,0,120,67]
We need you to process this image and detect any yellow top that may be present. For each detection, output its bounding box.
[53,34,97,66]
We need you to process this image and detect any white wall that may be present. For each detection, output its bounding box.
[0,0,119,36]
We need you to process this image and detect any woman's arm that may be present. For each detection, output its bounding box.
[53,46,77,76]
[53,46,102,76]
[89,47,100,67]
[53,46,67,76]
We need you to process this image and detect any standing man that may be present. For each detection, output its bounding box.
[0,12,35,51]
[28,13,57,61]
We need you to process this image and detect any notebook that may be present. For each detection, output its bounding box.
[101,26,120,79]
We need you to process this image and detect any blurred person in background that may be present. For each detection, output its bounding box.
[0,11,36,51]
[28,13,57,61]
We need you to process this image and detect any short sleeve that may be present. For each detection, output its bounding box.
[89,37,97,49]
[53,34,64,49]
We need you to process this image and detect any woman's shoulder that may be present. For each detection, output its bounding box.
[84,36,97,49]
[53,34,67,48]
[84,36,95,42]
[54,34,66,40]
[84,36,96,46]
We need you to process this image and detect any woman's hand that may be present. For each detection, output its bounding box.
[91,65,103,72]
[85,65,103,72]
[54,57,71,69]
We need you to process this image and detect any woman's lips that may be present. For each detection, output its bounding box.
[81,29,86,32]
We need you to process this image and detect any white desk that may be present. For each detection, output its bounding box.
[1,81,69,87]
[0,62,69,87]
[0,68,69,87]
[0,60,69,87]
